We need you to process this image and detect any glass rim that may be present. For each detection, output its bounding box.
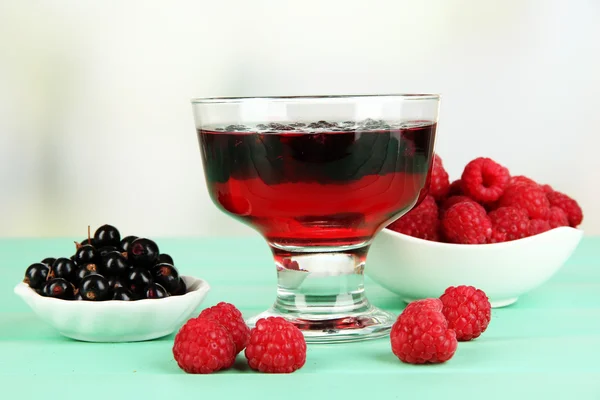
[191,93,440,104]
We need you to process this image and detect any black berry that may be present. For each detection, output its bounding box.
[107,276,127,290]
[24,263,50,290]
[94,224,121,248]
[151,263,180,293]
[144,283,169,299]
[97,246,118,258]
[74,245,99,266]
[128,238,159,268]
[103,251,129,276]
[50,258,77,282]
[173,278,187,296]
[119,235,139,253]
[80,238,95,247]
[41,257,57,267]
[112,287,134,301]
[80,274,110,301]
[42,278,75,300]
[75,264,99,285]
[158,253,174,265]
[127,267,153,296]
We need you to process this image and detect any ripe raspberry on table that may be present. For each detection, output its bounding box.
[428,154,450,201]
[440,285,491,341]
[488,206,529,242]
[439,195,483,218]
[198,302,250,354]
[461,157,510,203]
[387,195,440,241]
[441,201,492,244]
[507,175,537,187]
[173,317,236,374]
[498,183,551,220]
[546,191,583,227]
[390,298,458,364]
[244,317,306,373]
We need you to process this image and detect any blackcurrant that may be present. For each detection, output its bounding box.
[42,278,75,300]
[94,224,121,248]
[97,246,117,258]
[50,258,77,282]
[151,263,180,294]
[41,257,56,267]
[127,267,153,296]
[24,263,50,290]
[158,253,174,265]
[112,287,134,301]
[144,283,169,299]
[128,238,159,268]
[80,238,95,247]
[173,278,187,296]
[74,264,99,285]
[103,251,129,276]
[80,274,110,301]
[107,275,127,290]
[74,244,99,266]
[119,235,139,253]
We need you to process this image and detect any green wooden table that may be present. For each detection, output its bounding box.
[1,237,599,399]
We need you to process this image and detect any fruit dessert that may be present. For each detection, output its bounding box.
[387,155,584,244]
[22,224,186,301]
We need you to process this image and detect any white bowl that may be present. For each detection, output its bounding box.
[14,276,210,342]
[366,227,583,308]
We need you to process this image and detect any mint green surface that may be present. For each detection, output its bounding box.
[1,237,599,399]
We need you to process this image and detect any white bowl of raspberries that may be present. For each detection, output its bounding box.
[367,156,584,308]
[14,224,210,342]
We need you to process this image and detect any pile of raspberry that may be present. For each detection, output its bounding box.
[387,155,583,244]
[391,285,492,364]
[172,302,306,374]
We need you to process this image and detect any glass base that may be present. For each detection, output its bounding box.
[248,246,396,343]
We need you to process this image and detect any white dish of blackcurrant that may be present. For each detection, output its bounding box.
[14,224,211,343]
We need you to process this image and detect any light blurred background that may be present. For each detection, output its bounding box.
[1,0,598,237]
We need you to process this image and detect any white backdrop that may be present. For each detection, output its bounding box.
[1,0,598,237]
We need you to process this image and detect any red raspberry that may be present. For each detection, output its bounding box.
[391,299,457,364]
[428,154,450,201]
[541,184,554,194]
[440,285,491,341]
[244,317,306,373]
[198,302,250,354]
[440,195,482,217]
[447,179,464,197]
[173,317,236,374]
[441,202,492,244]
[461,157,510,203]
[488,228,507,243]
[528,219,551,236]
[546,191,583,227]
[498,183,551,220]
[387,195,439,241]
[548,206,569,228]
[488,206,529,241]
[508,175,537,187]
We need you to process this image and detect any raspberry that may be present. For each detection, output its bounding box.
[173,317,236,374]
[440,195,482,217]
[508,175,537,187]
[546,191,583,227]
[428,154,450,201]
[498,184,551,220]
[440,285,491,341]
[447,179,464,197]
[461,157,510,203]
[528,219,551,236]
[198,302,250,354]
[441,202,492,244]
[387,195,439,241]
[547,206,569,228]
[488,228,507,243]
[541,184,554,194]
[391,299,457,364]
[244,317,306,373]
[488,206,529,241]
